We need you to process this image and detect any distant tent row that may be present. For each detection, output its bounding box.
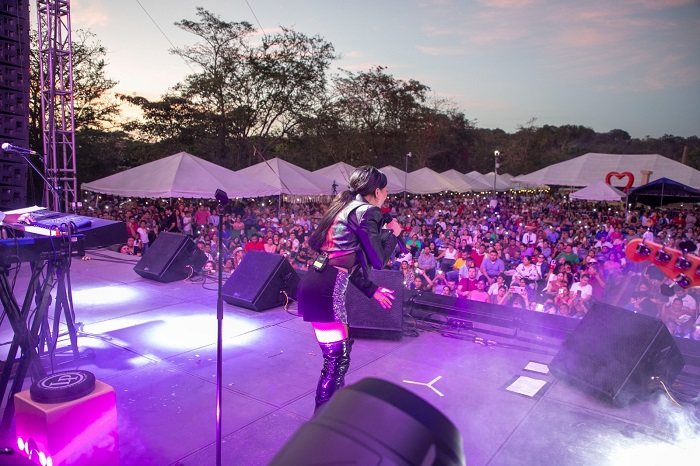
[81,152,522,199]
[82,151,700,207]
[567,178,700,208]
[512,153,700,189]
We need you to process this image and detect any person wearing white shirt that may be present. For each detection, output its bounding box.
[514,255,540,285]
[569,274,593,301]
[521,229,536,246]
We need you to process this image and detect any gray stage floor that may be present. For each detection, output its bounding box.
[1,250,699,465]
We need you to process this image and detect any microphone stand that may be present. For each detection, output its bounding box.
[16,152,64,212]
[214,189,228,466]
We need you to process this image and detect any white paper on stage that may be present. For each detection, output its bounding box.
[506,376,547,397]
[524,362,550,374]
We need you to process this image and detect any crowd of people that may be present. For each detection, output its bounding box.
[85,189,700,340]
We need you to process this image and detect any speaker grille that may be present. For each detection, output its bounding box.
[550,302,685,404]
[222,251,300,311]
[346,270,404,340]
[134,233,207,283]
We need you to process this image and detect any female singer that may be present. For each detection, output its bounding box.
[297,166,402,412]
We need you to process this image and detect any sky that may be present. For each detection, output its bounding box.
[61,0,700,139]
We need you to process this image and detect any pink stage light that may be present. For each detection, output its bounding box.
[14,380,119,466]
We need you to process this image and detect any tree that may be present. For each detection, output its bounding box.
[29,29,120,147]
[123,8,336,169]
[27,29,122,190]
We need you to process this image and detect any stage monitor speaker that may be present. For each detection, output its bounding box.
[549,302,685,405]
[222,251,300,311]
[346,270,404,340]
[133,233,207,283]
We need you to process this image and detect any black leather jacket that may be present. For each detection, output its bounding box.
[322,195,398,297]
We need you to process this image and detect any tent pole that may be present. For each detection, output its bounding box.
[660,183,665,208]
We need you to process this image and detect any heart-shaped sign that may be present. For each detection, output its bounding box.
[605,171,634,193]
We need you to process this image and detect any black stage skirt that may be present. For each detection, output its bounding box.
[297,266,350,324]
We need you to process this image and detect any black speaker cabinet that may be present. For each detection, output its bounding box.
[346,270,404,340]
[550,302,685,405]
[222,251,300,311]
[134,233,207,283]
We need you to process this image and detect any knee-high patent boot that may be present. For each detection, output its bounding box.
[314,338,353,412]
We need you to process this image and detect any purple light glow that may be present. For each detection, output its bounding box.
[14,380,119,466]
[72,286,141,306]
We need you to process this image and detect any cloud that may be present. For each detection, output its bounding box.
[415,0,700,91]
[70,0,110,28]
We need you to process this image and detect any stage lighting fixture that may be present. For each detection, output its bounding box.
[270,377,465,466]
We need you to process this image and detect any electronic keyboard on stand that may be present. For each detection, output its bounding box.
[0,235,85,264]
[0,207,126,428]
[4,207,127,249]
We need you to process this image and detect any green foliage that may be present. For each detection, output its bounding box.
[120,8,336,169]
[29,29,120,149]
[26,13,699,187]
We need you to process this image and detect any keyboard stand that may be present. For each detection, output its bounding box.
[0,262,49,430]
[38,257,101,367]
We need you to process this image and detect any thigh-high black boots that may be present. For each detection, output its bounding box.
[314,338,353,412]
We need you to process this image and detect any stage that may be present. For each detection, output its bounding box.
[0,250,698,465]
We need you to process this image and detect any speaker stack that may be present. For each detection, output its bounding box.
[550,302,685,405]
[133,233,207,283]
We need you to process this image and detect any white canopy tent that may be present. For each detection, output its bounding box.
[511,153,700,188]
[460,172,492,191]
[313,162,354,192]
[483,172,513,191]
[502,173,547,190]
[441,169,491,192]
[81,152,279,199]
[569,181,625,201]
[466,171,510,191]
[406,167,457,194]
[235,157,336,195]
[379,165,410,193]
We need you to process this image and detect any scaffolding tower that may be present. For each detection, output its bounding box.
[36,0,75,212]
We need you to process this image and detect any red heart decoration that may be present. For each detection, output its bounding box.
[605,171,634,193]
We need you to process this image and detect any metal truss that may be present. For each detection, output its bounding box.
[36,0,76,212]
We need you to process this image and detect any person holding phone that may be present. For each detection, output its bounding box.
[297,166,402,412]
[544,272,568,299]
[569,274,593,302]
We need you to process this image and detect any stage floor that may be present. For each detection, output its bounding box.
[0,250,698,465]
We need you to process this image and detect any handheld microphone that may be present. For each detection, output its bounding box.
[382,212,409,255]
[1,142,38,155]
